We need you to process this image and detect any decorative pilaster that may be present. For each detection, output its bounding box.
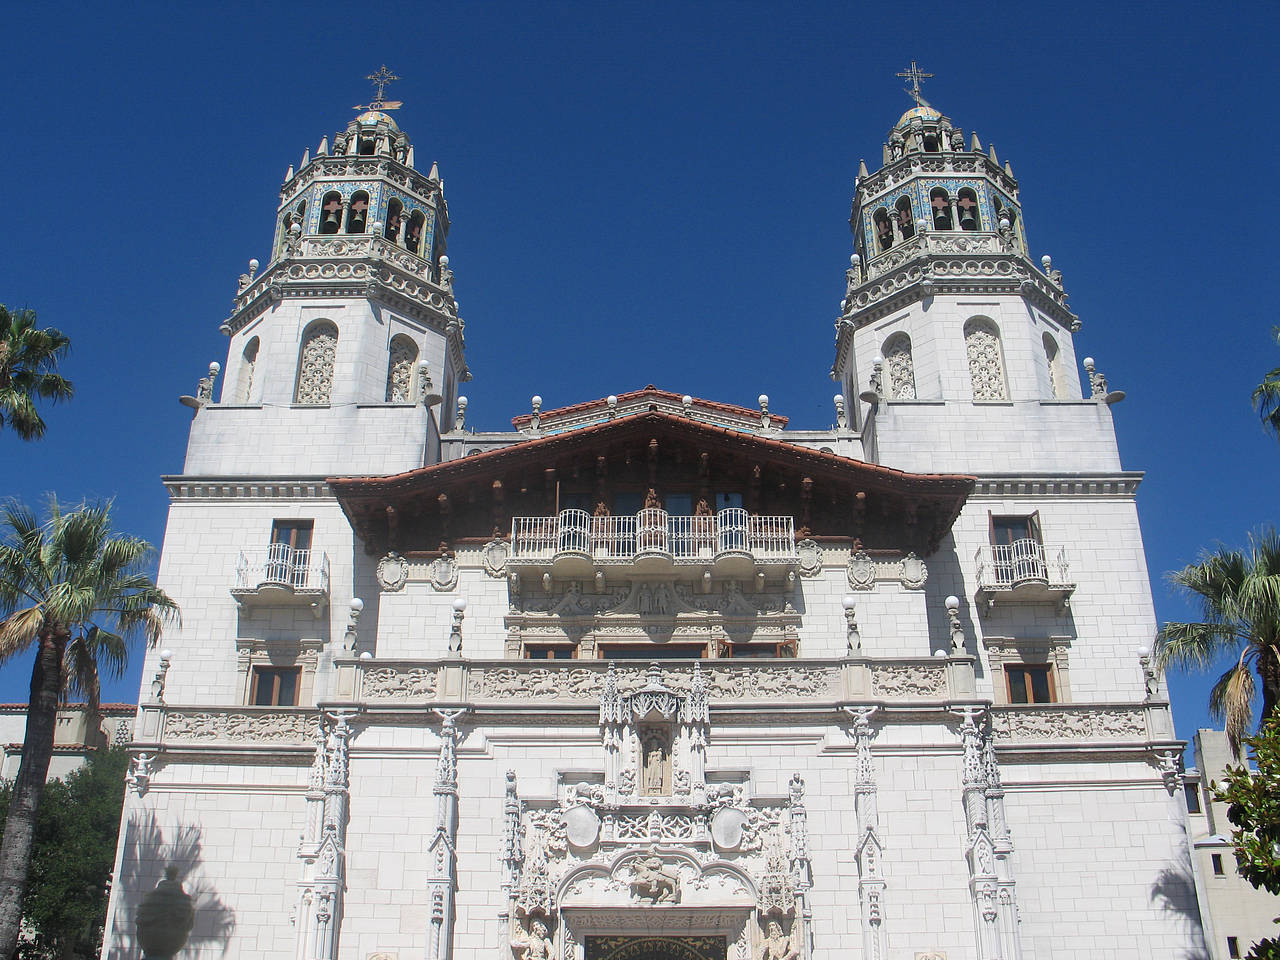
[983,729,1021,959]
[845,707,886,960]
[683,663,710,799]
[787,774,812,960]
[427,708,466,960]
[956,707,1020,960]
[295,711,354,960]
[500,770,524,960]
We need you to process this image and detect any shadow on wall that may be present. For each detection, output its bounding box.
[107,812,236,959]
[1151,846,1210,960]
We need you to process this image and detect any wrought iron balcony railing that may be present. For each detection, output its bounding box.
[232,544,330,612]
[974,539,1074,613]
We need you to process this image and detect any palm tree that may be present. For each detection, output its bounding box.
[0,499,177,957]
[1254,327,1280,441]
[1156,528,1280,755]
[0,305,73,441]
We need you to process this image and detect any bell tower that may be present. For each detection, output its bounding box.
[185,69,469,478]
[833,67,1123,475]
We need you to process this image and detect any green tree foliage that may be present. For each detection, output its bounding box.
[0,307,73,442]
[0,747,129,959]
[1214,718,1280,959]
[1254,327,1280,442]
[1155,528,1280,754]
[0,501,177,958]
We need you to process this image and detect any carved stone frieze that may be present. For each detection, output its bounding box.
[362,666,439,700]
[990,706,1148,743]
[163,709,318,745]
[468,664,838,704]
[869,664,947,699]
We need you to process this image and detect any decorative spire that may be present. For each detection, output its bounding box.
[896,60,934,108]
[354,65,403,112]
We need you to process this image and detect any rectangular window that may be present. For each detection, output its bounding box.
[1212,854,1225,876]
[716,492,744,511]
[268,520,314,587]
[1006,665,1055,704]
[725,641,798,659]
[1184,782,1202,814]
[990,514,1040,545]
[251,667,300,706]
[600,644,707,660]
[524,645,576,660]
[1228,937,1240,958]
[271,519,314,550]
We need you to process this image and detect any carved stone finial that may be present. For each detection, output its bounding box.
[447,597,467,657]
[833,393,847,429]
[455,395,467,431]
[945,595,965,652]
[195,362,221,404]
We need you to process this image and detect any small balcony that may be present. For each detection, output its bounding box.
[231,543,330,614]
[974,539,1074,614]
[510,508,797,577]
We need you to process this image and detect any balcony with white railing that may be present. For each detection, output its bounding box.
[510,508,797,576]
[231,543,330,614]
[974,539,1074,614]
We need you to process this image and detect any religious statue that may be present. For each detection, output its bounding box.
[618,768,636,795]
[889,130,905,160]
[950,127,965,152]
[642,731,668,795]
[643,488,662,510]
[511,917,554,960]
[759,919,799,960]
[629,855,679,903]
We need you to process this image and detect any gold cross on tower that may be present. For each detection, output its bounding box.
[355,65,403,111]
[896,61,934,108]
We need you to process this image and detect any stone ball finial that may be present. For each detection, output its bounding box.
[349,597,364,615]
[458,396,468,409]
[1083,357,1095,368]
[208,362,220,376]
[945,595,960,613]
[758,394,769,408]
[607,395,617,408]
[248,258,259,272]
[850,254,860,266]
[439,255,449,267]
[1041,254,1052,269]
[452,596,467,613]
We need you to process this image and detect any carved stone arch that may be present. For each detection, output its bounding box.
[964,317,1007,400]
[881,332,916,400]
[295,320,338,404]
[385,334,419,402]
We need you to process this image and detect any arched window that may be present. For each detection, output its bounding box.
[930,188,953,230]
[236,337,260,403]
[346,191,369,234]
[385,198,403,242]
[385,335,419,402]
[964,318,1007,400]
[882,333,916,399]
[294,321,339,404]
[896,196,915,239]
[320,191,343,235]
[1043,333,1064,399]
[957,187,981,231]
[873,208,893,251]
[405,211,425,254]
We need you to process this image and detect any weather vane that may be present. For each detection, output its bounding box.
[896,61,933,108]
[354,65,403,112]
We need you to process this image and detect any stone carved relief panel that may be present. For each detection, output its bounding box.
[469,664,838,703]
[883,334,917,400]
[164,709,318,745]
[964,319,1007,401]
[385,338,418,402]
[869,664,947,699]
[362,666,439,700]
[989,706,1147,743]
[295,322,338,404]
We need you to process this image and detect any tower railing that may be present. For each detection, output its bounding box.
[510,510,797,565]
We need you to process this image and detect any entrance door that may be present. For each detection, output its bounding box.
[585,937,726,960]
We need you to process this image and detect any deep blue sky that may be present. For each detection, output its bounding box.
[2,2,1277,752]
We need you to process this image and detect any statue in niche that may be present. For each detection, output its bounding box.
[641,729,669,795]
[511,916,554,960]
[759,920,799,960]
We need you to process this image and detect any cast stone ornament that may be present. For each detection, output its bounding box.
[796,539,823,578]
[898,552,928,589]
[376,552,409,592]
[482,538,510,577]
[429,555,459,591]
[847,551,877,590]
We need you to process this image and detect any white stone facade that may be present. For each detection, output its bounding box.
[102,100,1206,960]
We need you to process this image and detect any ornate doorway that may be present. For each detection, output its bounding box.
[585,936,727,960]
